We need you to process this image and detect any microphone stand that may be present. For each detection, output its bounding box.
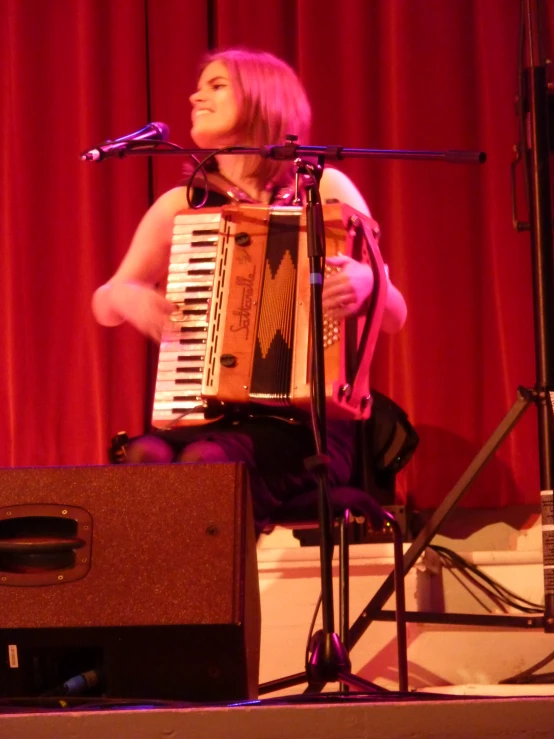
[521,0,554,632]
[327,0,554,662]
[84,138,484,693]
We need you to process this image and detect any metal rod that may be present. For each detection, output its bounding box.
[522,0,554,631]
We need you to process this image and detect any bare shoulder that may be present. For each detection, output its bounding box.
[149,186,191,220]
[133,185,191,245]
[111,186,191,283]
[319,167,370,216]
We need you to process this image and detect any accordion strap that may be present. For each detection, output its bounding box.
[180,164,297,206]
[349,214,388,414]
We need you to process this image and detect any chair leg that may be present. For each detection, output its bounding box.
[388,515,408,691]
[339,510,408,693]
[338,510,351,693]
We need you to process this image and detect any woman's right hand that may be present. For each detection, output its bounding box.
[94,281,174,342]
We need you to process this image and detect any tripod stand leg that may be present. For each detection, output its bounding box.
[336,670,385,693]
[348,389,533,650]
[539,390,554,630]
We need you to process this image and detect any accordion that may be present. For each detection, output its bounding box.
[151,202,387,428]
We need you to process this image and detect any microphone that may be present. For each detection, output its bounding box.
[80,122,170,161]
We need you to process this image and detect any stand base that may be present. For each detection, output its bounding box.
[260,630,388,696]
[259,670,387,697]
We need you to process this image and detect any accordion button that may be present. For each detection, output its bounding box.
[220,354,238,368]
[235,232,252,246]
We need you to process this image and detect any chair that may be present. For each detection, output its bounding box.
[258,390,418,695]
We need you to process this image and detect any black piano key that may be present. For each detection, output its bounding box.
[187,268,215,276]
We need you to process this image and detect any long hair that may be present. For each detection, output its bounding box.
[200,47,312,188]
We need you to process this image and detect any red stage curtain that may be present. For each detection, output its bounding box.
[1,0,153,465]
[2,0,553,511]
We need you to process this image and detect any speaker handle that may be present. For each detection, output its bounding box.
[0,504,92,586]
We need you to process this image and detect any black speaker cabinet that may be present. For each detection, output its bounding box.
[0,463,260,702]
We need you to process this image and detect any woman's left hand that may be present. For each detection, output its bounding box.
[322,254,376,320]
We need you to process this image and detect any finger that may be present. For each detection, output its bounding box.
[323,299,354,318]
[324,272,350,289]
[323,283,354,301]
[158,297,175,314]
[326,254,350,266]
[151,322,164,342]
[325,270,349,283]
[325,305,353,322]
[323,283,349,302]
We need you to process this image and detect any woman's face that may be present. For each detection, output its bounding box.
[190,61,241,148]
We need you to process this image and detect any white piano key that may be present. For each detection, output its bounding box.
[167,264,216,276]
[153,394,202,404]
[171,235,217,243]
[174,214,221,227]
[164,332,209,343]
[154,396,202,407]
[174,213,221,222]
[166,282,214,293]
[156,371,204,382]
[156,368,204,376]
[154,383,202,393]
[154,386,204,395]
[158,375,204,383]
[159,340,207,353]
[169,251,217,263]
[156,354,205,364]
[165,318,209,328]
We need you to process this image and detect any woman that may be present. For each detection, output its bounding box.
[92,48,407,531]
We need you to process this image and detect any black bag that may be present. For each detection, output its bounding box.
[354,389,419,505]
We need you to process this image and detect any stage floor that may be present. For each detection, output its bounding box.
[1,690,554,739]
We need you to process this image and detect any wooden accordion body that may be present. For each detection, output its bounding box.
[152,202,387,428]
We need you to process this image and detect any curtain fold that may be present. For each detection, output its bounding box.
[1,0,552,510]
[1,0,155,465]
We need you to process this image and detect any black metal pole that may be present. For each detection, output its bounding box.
[81,142,485,165]
[523,0,554,632]
[304,173,336,641]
